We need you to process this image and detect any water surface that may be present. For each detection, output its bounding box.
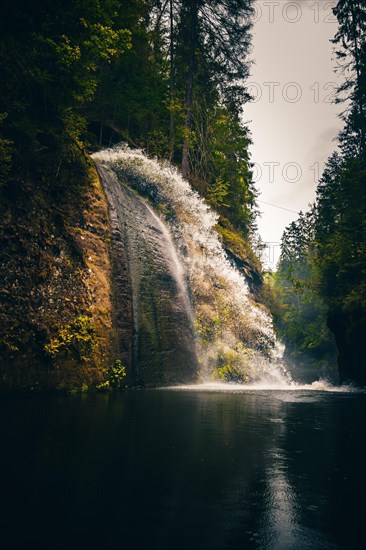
[1,385,365,549]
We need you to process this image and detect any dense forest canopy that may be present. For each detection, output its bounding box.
[0,1,131,177]
[0,0,257,237]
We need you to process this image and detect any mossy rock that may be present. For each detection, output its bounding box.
[215,217,262,292]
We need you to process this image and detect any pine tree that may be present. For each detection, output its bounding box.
[174,0,254,177]
[332,0,366,159]
[0,0,131,176]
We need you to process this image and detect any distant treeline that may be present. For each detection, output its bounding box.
[269,1,366,384]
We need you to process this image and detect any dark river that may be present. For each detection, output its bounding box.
[1,384,365,549]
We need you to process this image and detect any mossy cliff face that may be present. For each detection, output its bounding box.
[215,218,262,295]
[0,152,198,391]
[0,160,114,392]
[98,164,198,386]
[328,302,366,386]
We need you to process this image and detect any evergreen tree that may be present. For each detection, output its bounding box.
[271,209,337,378]
[0,0,130,180]
[332,0,366,159]
[89,0,257,236]
[272,0,366,384]
[174,0,254,178]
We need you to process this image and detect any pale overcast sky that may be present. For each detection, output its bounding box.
[244,0,342,267]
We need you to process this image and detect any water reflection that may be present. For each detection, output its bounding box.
[0,388,365,549]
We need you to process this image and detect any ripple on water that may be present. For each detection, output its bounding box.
[161,380,365,391]
[159,381,366,401]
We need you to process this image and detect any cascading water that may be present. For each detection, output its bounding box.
[95,163,198,386]
[93,145,291,386]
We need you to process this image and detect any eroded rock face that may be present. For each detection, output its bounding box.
[0,164,114,393]
[328,307,366,386]
[97,165,198,386]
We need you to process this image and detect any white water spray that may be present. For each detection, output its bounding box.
[93,145,291,384]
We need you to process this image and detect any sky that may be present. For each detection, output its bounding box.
[244,0,342,268]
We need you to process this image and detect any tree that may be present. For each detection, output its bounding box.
[273,0,366,384]
[174,0,254,177]
[332,0,366,159]
[271,208,337,377]
[0,0,130,178]
[89,0,257,236]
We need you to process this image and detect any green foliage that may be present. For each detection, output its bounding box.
[206,177,230,208]
[0,0,257,241]
[88,0,257,237]
[89,0,168,151]
[0,0,131,177]
[215,348,250,383]
[270,210,337,370]
[315,156,366,303]
[215,219,262,276]
[96,359,127,391]
[331,0,366,159]
[195,313,222,345]
[272,0,366,382]
[108,359,127,389]
[207,109,257,235]
[44,315,95,363]
[216,364,246,383]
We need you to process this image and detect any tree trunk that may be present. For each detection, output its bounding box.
[99,120,104,146]
[169,0,175,161]
[350,1,365,159]
[181,1,198,179]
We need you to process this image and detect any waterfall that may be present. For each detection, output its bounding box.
[95,163,198,386]
[93,146,291,385]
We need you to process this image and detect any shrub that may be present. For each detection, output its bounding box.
[44,315,95,362]
[215,348,250,383]
[108,359,126,389]
[96,359,127,391]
